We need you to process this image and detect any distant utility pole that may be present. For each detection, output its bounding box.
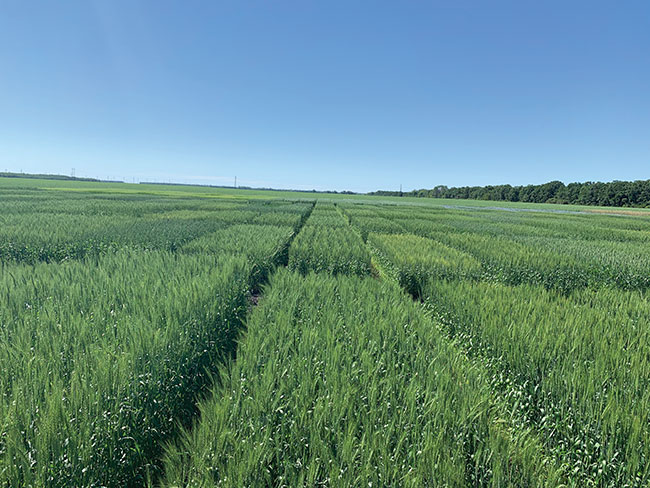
[71,168,75,178]
[400,184,402,193]
[235,176,237,188]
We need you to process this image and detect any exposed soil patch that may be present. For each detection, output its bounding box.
[584,208,650,217]
[249,292,261,307]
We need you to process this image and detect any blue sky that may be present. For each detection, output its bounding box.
[1,1,648,192]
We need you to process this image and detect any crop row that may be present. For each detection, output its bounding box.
[434,230,650,292]
[0,199,312,264]
[341,201,650,292]
[0,189,311,219]
[368,233,482,297]
[362,220,650,486]
[182,224,295,283]
[161,270,560,487]
[423,280,650,486]
[0,219,298,486]
[340,201,650,241]
[288,203,372,276]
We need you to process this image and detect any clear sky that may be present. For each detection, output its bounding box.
[1,1,648,192]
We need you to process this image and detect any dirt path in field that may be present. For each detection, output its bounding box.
[583,207,650,216]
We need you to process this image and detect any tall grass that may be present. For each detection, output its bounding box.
[352,204,650,292]
[422,280,650,486]
[182,224,295,283]
[349,204,650,485]
[4,184,650,487]
[0,251,252,487]
[0,213,225,263]
[0,195,312,264]
[288,226,372,276]
[0,188,315,486]
[368,233,482,297]
[162,270,560,487]
[288,203,371,276]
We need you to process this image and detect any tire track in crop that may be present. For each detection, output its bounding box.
[246,203,315,315]
[333,202,384,278]
[152,201,315,486]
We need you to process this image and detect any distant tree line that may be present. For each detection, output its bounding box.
[370,180,650,207]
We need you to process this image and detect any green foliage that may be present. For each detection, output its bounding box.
[423,280,650,486]
[162,270,560,487]
[0,193,313,264]
[287,204,371,276]
[0,188,315,486]
[4,179,650,487]
[355,204,650,292]
[0,251,251,487]
[0,214,228,263]
[345,202,650,485]
[371,179,650,208]
[289,226,372,276]
[183,224,295,282]
[346,214,405,240]
[368,233,482,297]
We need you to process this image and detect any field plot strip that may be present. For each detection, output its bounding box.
[0,191,312,264]
[288,202,372,276]
[344,202,650,293]
[423,281,650,486]
[0,251,252,486]
[344,204,650,486]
